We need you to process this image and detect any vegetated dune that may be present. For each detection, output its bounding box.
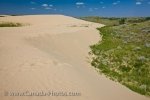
[0,15,149,100]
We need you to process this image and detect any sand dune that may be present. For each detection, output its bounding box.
[0,15,149,100]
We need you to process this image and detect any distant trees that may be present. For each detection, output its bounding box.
[145,17,150,21]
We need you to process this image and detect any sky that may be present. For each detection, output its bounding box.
[0,0,150,17]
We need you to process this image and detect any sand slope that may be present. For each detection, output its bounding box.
[0,15,149,100]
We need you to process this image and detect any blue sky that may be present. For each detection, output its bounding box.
[0,0,150,17]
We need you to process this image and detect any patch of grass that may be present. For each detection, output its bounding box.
[89,18,150,96]
[69,24,89,27]
[0,22,23,27]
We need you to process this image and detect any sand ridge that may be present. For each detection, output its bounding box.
[0,15,149,100]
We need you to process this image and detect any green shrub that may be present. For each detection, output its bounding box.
[119,18,125,25]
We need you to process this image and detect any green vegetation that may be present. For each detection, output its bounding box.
[85,17,150,96]
[0,22,23,27]
[80,16,150,26]
[119,18,125,25]
[80,16,120,26]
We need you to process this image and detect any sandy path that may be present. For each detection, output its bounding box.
[0,15,149,100]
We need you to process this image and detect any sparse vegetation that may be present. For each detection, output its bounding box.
[0,22,23,27]
[80,16,120,26]
[80,16,150,26]
[84,17,150,96]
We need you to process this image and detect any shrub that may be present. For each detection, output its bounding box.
[0,22,23,27]
[119,18,125,25]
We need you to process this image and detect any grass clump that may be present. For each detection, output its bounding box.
[89,18,150,96]
[0,22,23,27]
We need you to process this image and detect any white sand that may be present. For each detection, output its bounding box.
[0,15,149,100]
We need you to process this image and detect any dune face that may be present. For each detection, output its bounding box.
[0,15,149,100]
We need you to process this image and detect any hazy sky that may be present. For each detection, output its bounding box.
[0,0,150,17]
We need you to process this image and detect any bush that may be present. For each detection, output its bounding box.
[119,18,125,25]
[0,22,23,27]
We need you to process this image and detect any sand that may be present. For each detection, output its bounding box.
[0,15,149,100]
